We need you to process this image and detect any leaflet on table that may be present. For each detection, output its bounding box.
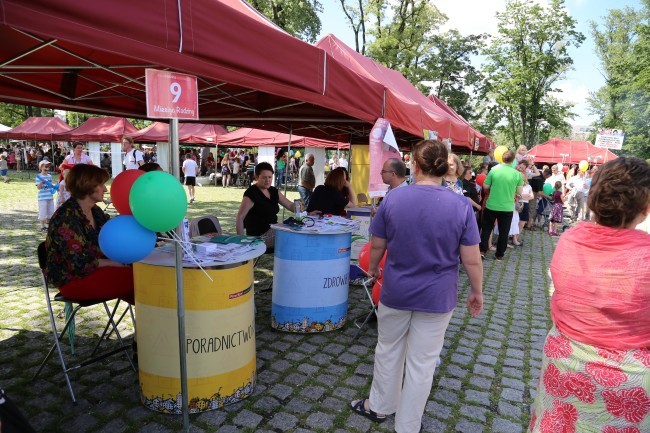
[157,242,254,262]
[275,215,360,233]
[191,243,254,262]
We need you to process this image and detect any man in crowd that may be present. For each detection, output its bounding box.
[479,150,523,261]
[122,136,144,170]
[566,170,587,221]
[545,164,566,190]
[298,153,316,208]
[182,153,198,203]
[371,158,408,216]
[338,153,349,170]
[381,158,408,191]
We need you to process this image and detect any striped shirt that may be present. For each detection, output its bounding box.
[35,173,54,201]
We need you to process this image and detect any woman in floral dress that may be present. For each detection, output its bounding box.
[528,157,650,433]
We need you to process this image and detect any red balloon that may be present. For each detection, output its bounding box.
[358,242,371,272]
[476,173,487,187]
[371,280,382,305]
[357,241,387,274]
[110,170,144,215]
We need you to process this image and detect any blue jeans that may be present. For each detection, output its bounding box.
[276,169,285,188]
[297,185,312,208]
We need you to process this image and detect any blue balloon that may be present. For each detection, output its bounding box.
[99,216,156,264]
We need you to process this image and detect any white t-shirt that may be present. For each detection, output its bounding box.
[519,184,533,203]
[232,161,240,174]
[182,159,198,177]
[545,173,566,187]
[123,148,144,170]
[338,158,349,169]
[64,153,93,165]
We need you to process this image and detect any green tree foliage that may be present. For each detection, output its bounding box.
[481,0,584,148]
[338,0,483,123]
[0,103,54,128]
[365,0,446,80]
[249,0,323,43]
[589,2,650,158]
[422,30,486,121]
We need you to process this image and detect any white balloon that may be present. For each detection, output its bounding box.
[557,163,564,171]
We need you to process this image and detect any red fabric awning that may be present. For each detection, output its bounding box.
[129,122,228,144]
[0,116,71,140]
[52,117,138,142]
[316,34,473,149]
[527,138,618,165]
[0,0,388,142]
[217,128,348,149]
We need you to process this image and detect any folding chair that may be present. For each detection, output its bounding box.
[351,275,379,341]
[33,242,136,403]
[189,215,222,238]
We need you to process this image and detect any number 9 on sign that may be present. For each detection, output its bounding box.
[170,82,182,103]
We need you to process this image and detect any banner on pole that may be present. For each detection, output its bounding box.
[594,128,624,150]
[146,69,199,120]
[369,118,400,198]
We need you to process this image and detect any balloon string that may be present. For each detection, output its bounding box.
[159,233,214,282]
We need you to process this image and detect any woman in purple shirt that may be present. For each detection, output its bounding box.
[351,139,484,432]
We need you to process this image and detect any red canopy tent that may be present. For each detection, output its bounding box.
[0,0,387,142]
[216,127,348,149]
[0,116,71,140]
[52,117,138,142]
[428,95,493,154]
[528,138,618,165]
[129,122,227,144]
[316,34,474,149]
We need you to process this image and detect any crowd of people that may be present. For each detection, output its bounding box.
[3,134,648,433]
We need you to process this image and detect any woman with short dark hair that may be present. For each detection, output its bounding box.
[528,157,650,433]
[236,162,296,249]
[46,164,134,303]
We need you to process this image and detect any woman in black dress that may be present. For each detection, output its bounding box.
[235,162,296,249]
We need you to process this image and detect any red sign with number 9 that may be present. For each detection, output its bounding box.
[145,69,198,119]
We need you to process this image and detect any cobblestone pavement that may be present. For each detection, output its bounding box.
[0,176,556,432]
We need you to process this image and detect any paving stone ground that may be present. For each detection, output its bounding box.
[0,173,557,432]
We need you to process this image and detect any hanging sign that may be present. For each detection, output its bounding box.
[146,69,199,120]
[368,118,399,198]
[594,128,624,150]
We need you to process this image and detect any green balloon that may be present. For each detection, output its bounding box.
[543,183,554,196]
[130,171,188,232]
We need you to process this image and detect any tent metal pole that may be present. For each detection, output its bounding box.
[170,118,190,433]
[282,124,292,221]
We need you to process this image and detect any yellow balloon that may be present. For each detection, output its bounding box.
[579,160,589,172]
[494,145,508,163]
[294,151,301,159]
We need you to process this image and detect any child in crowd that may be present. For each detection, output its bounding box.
[0,153,9,183]
[56,169,71,208]
[549,181,564,236]
[35,160,56,231]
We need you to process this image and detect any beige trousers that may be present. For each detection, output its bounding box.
[369,302,453,433]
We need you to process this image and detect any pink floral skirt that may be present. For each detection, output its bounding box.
[528,326,650,433]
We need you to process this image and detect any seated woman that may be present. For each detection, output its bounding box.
[307,167,356,216]
[46,164,134,304]
[236,162,296,249]
[528,157,650,433]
